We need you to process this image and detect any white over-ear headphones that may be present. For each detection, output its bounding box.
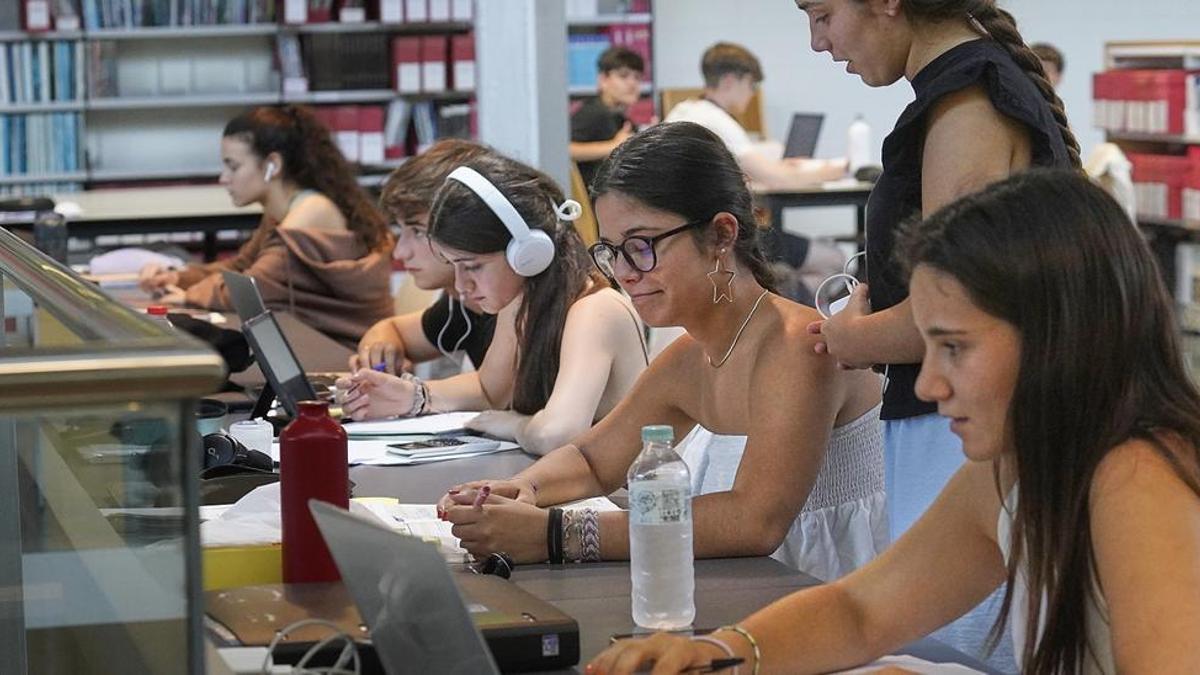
[445,166,555,277]
[263,162,277,182]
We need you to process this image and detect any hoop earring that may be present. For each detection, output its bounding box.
[707,251,736,304]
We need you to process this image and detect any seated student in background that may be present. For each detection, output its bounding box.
[138,105,393,346]
[590,170,1200,675]
[1031,42,1064,89]
[337,153,648,456]
[664,42,846,190]
[569,46,644,186]
[437,123,886,582]
[351,139,498,375]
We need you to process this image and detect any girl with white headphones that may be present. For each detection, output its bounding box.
[337,153,648,456]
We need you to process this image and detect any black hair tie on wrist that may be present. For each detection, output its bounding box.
[547,507,565,565]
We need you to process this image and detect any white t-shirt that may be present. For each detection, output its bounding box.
[664,98,754,159]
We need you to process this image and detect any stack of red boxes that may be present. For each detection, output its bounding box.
[1128,151,1195,220]
[1092,69,1200,136]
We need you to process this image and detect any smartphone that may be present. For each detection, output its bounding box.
[389,437,470,451]
[609,628,714,644]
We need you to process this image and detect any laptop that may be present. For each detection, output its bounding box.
[240,310,320,418]
[203,500,580,673]
[782,112,825,158]
[221,270,267,321]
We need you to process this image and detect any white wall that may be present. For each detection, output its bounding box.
[654,0,1200,237]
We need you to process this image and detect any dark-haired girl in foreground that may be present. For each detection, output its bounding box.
[437,122,886,581]
[591,170,1200,674]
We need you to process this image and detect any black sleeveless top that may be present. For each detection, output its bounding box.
[866,39,1072,420]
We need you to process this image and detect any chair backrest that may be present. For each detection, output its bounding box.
[659,87,765,136]
[567,161,599,247]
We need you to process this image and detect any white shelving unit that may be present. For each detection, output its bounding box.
[566,13,652,27]
[0,18,476,192]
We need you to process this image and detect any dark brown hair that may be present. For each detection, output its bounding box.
[224,105,390,251]
[1030,42,1064,74]
[428,154,600,415]
[901,169,1200,674]
[893,1,1080,168]
[598,46,645,75]
[591,121,777,293]
[701,42,763,88]
[379,139,494,222]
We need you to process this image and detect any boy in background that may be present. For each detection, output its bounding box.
[570,46,645,185]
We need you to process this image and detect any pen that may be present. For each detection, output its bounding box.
[682,657,744,673]
[372,362,387,372]
[472,485,491,509]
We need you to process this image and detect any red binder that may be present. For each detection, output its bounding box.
[358,105,386,165]
[332,105,361,163]
[391,36,422,93]
[420,35,448,93]
[450,33,475,92]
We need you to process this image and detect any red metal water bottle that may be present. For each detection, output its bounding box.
[279,400,348,583]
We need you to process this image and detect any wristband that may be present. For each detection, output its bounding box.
[547,507,564,564]
[691,636,738,675]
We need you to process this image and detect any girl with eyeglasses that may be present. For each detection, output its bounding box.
[438,122,886,581]
[589,170,1200,675]
[337,152,647,457]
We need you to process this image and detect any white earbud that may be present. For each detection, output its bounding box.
[263,162,277,182]
[815,250,868,319]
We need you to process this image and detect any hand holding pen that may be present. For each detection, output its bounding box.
[334,363,416,421]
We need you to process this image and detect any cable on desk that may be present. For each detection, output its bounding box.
[261,618,362,675]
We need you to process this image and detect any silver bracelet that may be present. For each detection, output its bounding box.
[399,373,428,417]
[561,509,580,562]
[691,636,737,675]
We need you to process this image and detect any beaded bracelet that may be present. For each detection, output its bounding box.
[717,624,760,675]
[398,373,428,417]
[578,508,601,562]
[691,636,738,675]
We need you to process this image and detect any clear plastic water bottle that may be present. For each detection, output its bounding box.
[847,114,872,174]
[628,424,694,629]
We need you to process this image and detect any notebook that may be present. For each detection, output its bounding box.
[203,501,580,673]
[783,112,825,158]
[221,270,267,321]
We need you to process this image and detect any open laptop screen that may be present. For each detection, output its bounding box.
[241,310,318,417]
[222,270,267,322]
[783,112,825,158]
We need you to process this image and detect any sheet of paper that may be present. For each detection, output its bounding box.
[832,655,984,674]
[341,411,482,437]
[269,437,518,466]
[353,498,468,563]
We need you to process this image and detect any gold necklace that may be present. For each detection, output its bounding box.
[707,289,771,368]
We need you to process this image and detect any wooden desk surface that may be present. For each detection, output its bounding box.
[752,178,874,197]
[54,185,261,222]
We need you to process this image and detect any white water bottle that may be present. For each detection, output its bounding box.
[847,114,871,174]
[628,424,694,629]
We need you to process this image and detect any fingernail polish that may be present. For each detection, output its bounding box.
[448,488,460,495]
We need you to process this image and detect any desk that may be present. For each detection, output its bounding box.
[755,181,874,246]
[54,185,262,261]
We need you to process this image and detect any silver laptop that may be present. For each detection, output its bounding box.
[221,270,267,321]
[310,500,501,675]
[783,112,825,158]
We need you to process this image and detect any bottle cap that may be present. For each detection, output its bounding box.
[147,305,169,316]
[640,425,674,444]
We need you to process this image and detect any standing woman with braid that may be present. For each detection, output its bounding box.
[138,105,394,346]
[797,1,1079,666]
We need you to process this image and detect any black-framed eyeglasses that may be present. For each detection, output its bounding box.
[588,219,708,279]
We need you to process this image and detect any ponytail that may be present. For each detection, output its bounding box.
[970,4,1082,169]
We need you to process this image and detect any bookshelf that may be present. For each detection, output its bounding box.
[1095,40,1200,324]
[0,4,478,197]
[566,1,655,127]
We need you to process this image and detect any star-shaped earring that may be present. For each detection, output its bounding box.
[708,252,736,304]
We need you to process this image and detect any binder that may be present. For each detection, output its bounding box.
[379,0,403,23]
[428,0,449,22]
[332,105,361,163]
[404,0,426,23]
[308,0,334,22]
[284,0,307,23]
[358,105,385,165]
[450,33,474,92]
[419,35,447,92]
[450,0,472,21]
[390,36,421,94]
[21,0,53,32]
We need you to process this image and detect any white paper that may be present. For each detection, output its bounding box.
[341,411,480,437]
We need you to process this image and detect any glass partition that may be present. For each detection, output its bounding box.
[0,228,226,674]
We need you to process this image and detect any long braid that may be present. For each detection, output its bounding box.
[971,4,1082,169]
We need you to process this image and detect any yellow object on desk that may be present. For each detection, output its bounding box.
[203,544,282,591]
